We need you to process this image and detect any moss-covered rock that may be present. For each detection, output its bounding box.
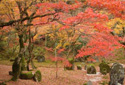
[20,71,34,79]
[109,63,124,85]
[99,62,110,75]
[77,65,82,70]
[64,58,74,70]
[33,70,41,82]
[11,57,21,81]
[87,65,96,74]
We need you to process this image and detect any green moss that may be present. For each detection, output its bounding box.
[77,65,82,70]
[68,58,74,64]
[20,71,34,79]
[87,66,96,74]
[21,56,27,71]
[83,83,87,85]
[99,62,110,75]
[33,70,42,82]
[11,57,21,81]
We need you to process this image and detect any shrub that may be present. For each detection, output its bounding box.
[99,62,110,75]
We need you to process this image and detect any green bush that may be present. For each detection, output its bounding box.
[99,62,110,75]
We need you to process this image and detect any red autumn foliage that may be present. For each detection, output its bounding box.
[87,57,96,62]
[37,0,124,61]
[45,47,53,52]
[63,59,72,67]
[57,48,65,54]
[49,56,64,62]
[87,0,125,19]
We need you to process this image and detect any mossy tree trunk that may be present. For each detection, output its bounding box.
[12,34,26,81]
[27,18,37,70]
[27,28,32,71]
[27,27,36,70]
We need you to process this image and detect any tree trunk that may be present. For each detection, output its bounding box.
[12,34,25,81]
[27,28,36,70]
[27,29,31,71]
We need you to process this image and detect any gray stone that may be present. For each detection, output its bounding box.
[94,57,99,62]
[109,63,124,85]
[84,65,87,70]
[87,80,92,85]
[37,55,45,62]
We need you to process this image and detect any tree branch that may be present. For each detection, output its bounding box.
[0,13,55,27]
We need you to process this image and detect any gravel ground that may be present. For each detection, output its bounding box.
[0,64,124,85]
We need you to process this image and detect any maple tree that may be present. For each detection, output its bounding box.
[36,0,124,61]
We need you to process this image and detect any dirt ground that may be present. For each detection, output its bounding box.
[0,64,124,85]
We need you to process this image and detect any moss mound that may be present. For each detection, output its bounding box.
[20,71,34,79]
[99,62,110,75]
[87,65,96,74]
[77,65,82,70]
[33,70,41,82]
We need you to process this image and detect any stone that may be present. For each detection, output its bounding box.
[87,66,96,74]
[33,70,42,82]
[84,65,87,70]
[87,80,92,85]
[77,65,82,70]
[9,71,13,76]
[99,62,110,75]
[109,63,124,85]
[94,57,99,62]
[37,55,45,62]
